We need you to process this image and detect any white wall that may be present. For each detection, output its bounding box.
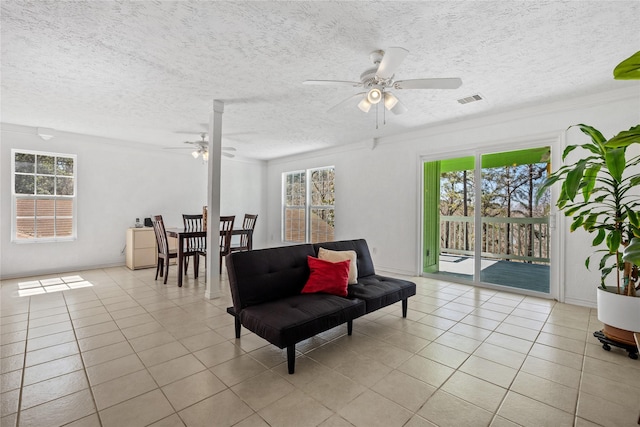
[0,124,267,279]
[266,88,640,307]
[220,157,267,248]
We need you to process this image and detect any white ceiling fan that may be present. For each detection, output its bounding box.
[166,133,236,160]
[304,47,462,115]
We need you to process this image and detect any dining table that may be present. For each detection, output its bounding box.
[165,227,253,287]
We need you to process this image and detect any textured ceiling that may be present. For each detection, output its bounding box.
[1,1,639,160]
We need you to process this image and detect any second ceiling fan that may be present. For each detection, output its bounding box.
[167,133,236,161]
[304,47,462,115]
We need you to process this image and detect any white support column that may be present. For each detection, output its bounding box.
[204,100,224,299]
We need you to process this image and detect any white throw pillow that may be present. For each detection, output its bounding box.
[317,247,358,284]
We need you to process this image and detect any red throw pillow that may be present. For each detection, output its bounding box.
[302,256,350,297]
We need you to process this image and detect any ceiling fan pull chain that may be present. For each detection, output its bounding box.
[383,96,387,126]
[375,102,379,129]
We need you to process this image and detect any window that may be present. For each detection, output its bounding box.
[12,150,77,242]
[283,166,335,243]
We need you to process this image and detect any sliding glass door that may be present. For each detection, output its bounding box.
[423,146,551,295]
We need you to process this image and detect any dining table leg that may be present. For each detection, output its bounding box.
[177,235,184,287]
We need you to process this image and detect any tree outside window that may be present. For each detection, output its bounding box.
[283,167,335,243]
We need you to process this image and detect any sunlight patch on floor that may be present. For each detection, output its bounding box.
[17,275,93,297]
[438,256,497,276]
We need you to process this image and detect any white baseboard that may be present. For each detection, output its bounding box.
[0,262,125,281]
[563,296,597,309]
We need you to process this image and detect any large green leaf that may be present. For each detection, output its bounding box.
[627,208,640,228]
[536,174,560,201]
[561,144,578,161]
[572,124,606,147]
[613,51,640,80]
[564,160,587,200]
[570,216,585,232]
[622,237,640,264]
[583,213,599,231]
[564,204,585,216]
[606,229,622,253]
[605,125,640,148]
[581,165,600,202]
[604,147,626,183]
[600,265,617,285]
[592,228,606,246]
[598,251,615,270]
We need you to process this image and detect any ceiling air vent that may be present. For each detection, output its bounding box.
[457,94,484,105]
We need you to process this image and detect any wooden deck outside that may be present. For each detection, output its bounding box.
[438,255,550,294]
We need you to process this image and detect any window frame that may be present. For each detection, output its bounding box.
[11,149,78,243]
[282,166,335,243]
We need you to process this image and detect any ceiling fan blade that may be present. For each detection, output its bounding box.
[222,147,236,151]
[222,152,235,158]
[393,78,462,90]
[303,80,362,87]
[375,47,409,79]
[327,92,366,113]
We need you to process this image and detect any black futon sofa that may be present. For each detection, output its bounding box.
[225,239,416,374]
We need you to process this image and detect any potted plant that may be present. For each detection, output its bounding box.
[537,51,640,351]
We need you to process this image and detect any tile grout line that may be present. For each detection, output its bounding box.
[5,270,636,426]
[62,289,104,427]
[14,296,31,427]
[413,291,563,425]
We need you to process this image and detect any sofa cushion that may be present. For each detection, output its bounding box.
[313,239,375,277]
[350,275,417,312]
[226,244,315,312]
[317,247,358,284]
[302,256,350,297]
[239,294,366,348]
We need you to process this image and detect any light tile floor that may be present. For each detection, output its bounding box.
[2,266,639,427]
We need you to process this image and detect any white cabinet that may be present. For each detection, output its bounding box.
[126,227,157,270]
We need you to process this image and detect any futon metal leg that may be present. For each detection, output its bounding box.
[347,320,353,336]
[402,299,408,318]
[287,345,295,374]
[234,316,241,339]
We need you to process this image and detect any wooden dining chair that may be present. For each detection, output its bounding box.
[151,215,178,284]
[219,215,235,274]
[182,214,204,278]
[230,214,258,253]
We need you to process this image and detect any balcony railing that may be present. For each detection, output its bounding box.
[440,216,550,264]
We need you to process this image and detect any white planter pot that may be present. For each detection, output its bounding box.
[596,287,640,333]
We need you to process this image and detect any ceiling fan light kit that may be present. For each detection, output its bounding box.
[166,132,235,161]
[366,88,382,104]
[304,47,462,125]
[357,97,372,113]
[383,91,398,110]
